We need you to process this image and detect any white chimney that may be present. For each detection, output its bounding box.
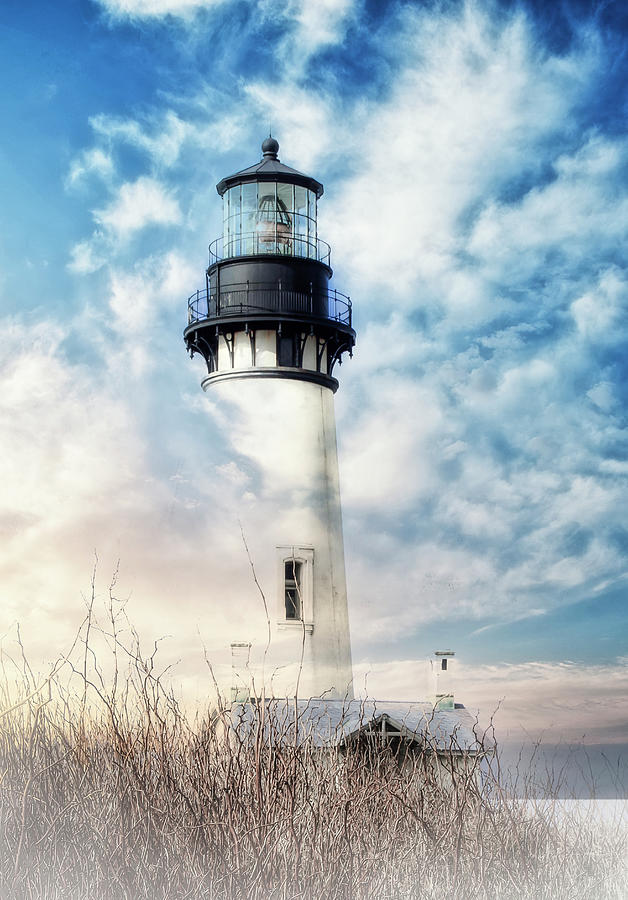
[230,641,252,702]
[431,650,455,710]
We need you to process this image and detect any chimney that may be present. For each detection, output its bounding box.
[431,650,455,710]
[230,641,252,703]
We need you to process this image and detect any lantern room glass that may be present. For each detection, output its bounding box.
[223,182,317,260]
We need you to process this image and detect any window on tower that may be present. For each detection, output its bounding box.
[277,546,314,631]
[284,559,302,620]
[277,332,298,367]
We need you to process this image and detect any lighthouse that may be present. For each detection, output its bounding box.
[184,137,355,700]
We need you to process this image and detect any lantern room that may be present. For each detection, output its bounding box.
[222,180,319,260]
[214,136,328,265]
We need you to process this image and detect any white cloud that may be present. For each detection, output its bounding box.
[67,237,108,274]
[340,374,443,511]
[90,111,190,168]
[93,0,225,20]
[495,357,556,406]
[66,147,114,188]
[0,315,270,687]
[254,0,355,81]
[292,0,354,49]
[0,319,143,643]
[243,83,336,173]
[107,251,192,332]
[66,177,184,273]
[571,268,628,342]
[0,322,137,528]
[345,539,497,643]
[95,176,182,238]
[321,3,598,311]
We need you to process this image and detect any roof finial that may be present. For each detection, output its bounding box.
[262,134,279,160]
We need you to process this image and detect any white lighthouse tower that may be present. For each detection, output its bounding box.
[184,138,355,700]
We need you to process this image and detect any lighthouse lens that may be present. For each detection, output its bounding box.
[256,185,293,253]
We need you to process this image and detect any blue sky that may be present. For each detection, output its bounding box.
[1,0,627,744]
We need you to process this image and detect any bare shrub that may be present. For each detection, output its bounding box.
[0,606,625,899]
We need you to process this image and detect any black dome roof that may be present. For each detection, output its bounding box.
[216,138,324,199]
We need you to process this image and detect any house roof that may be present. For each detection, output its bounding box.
[230,698,488,754]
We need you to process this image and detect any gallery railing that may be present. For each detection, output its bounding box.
[208,233,332,266]
[187,283,352,328]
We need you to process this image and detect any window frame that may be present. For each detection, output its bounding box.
[276,545,314,632]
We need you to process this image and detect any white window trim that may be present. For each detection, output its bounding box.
[276,545,314,632]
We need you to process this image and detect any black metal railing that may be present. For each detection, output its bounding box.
[187,282,352,328]
[208,233,332,267]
